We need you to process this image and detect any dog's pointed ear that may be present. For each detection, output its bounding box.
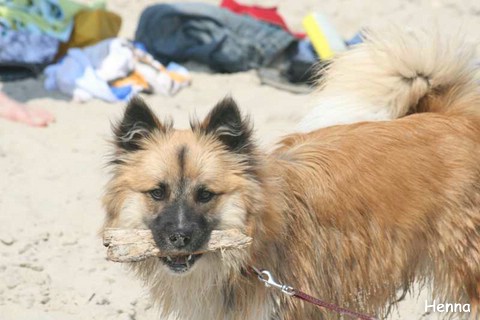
[113,97,164,152]
[199,97,253,154]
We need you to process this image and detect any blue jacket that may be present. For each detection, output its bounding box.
[135,2,295,72]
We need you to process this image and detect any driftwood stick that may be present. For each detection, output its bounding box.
[103,228,252,263]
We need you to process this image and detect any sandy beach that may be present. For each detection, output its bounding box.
[1,1,479,319]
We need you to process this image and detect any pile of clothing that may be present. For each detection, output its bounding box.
[0,0,192,101]
[133,0,356,93]
[0,0,360,101]
[135,1,297,73]
[44,38,190,102]
[0,0,106,80]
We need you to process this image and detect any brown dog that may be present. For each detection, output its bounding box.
[103,29,480,319]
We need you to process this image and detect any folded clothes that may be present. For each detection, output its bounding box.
[45,38,138,102]
[0,0,105,41]
[0,26,59,64]
[44,38,191,102]
[129,45,191,96]
[135,3,296,72]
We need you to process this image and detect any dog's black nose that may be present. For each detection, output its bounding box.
[168,232,191,248]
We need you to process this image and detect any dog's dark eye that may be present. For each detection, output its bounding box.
[196,188,215,203]
[149,185,167,201]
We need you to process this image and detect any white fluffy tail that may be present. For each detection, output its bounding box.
[298,27,480,132]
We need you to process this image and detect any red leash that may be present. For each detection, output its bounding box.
[250,266,378,320]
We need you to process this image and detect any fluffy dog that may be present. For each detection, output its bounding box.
[103,29,480,319]
[299,29,480,131]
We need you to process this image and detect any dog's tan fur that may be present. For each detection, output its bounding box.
[103,29,480,319]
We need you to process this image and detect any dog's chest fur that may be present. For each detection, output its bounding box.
[136,257,276,320]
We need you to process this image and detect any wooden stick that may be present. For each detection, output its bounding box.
[103,228,252,262]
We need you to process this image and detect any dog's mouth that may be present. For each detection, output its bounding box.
[160,253,203,273]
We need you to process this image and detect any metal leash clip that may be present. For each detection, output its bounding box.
[250,266,378,320]
[253,267,295,296]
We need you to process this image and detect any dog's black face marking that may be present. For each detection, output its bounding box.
[177,145,187,174]
[150,200,212,251]
[177,145,188,195]
[149,199,217,274]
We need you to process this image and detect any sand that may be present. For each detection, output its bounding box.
[1,0,479,319]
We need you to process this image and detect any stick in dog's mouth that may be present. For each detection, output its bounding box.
[103,228,252,263]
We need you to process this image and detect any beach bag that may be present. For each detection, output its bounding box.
[56,9,122,59]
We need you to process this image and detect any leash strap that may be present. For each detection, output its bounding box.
[293,290,377,320]
[250,266,378,320]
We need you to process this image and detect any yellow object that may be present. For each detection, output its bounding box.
[302,13,346,60]
[56,9,122,59]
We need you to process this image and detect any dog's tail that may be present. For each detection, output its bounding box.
[299,27,480,131]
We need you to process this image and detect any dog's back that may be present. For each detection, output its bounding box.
[272,112,480,318]
[271,28,480,319]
